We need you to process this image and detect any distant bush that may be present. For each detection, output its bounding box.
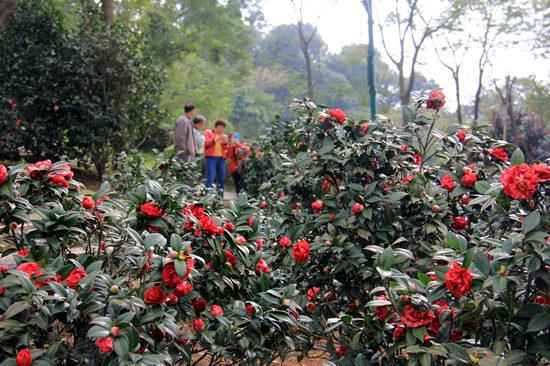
[0,0,165,178]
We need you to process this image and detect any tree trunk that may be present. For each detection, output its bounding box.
[0,0,17,27]
[303,44,313,99]
[94,160,106,181]
[453,71,462,124]
[473,66,484,124]
[102,0,115,25]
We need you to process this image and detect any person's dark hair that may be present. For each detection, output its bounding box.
[184,103,196,113]
[215,119,226,128]
[193,115,206,125]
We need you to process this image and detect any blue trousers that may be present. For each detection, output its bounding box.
[205,156,225,190]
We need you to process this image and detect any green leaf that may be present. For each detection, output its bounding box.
[462,248,475,269]
[474,251,491,276]
[87,325,110,338]
[522,210,540,234]
[174,260,187,279]
[510,148,525,165]
[388,191,408,202]
[412,326,426,341]
[444,343,469,362]
[114,334,130,357]
[4,301,30,319]
[354,354,367,366]
[170,234,182,251]
[379,246,395,270]
[526,313,550,333]
[475,181,491,194]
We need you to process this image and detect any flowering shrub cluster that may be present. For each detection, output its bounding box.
[243,94,550,365]
[0,161,312,365]
[1,90,549,365]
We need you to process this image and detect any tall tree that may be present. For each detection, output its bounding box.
[0,0,18,26]
[376,0,460,124]
[432,34,471,123]
[468,0,530,124]
[292,0,318,100]
[101,0,115,24]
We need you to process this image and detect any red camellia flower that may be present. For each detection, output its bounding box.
[490,148,508,162]
[256,259,270,273]
[307,287,320,301]
[400,304,435,328]
[224,249,237,266]
[193,318,205,332]
[15,349,32,366]
[373,294,393,321]
[449,330,462,342]
[211,304,224,316]
[500,164,539,200]
[322,179,331,191]
[292,240,310,264]
[245,304,256,316]
[460,196,471,205]
[16,262,41,276]
[144,285,168,306]
[0,164,8,185]
[110,326,122,337]
[235,235,246,245]
[193,298,207,312]
[96,337,114,353]
[256,239,263,251]
[65,269,87,290]
[279,236,292,248]
[260,201,267,209]
[393,323,406,341]
[359,121,369,136]
[162,261,191,287]
[450,217,468,230]
[440,175,455,192]
[335,344,348,358]
[445,262,473,297]
[246,216,254,225]
[426,90,446,110]
[25,160,52,180]
[82,197,95,210]
[200,215,224,236]
[140,202,164,218]
[532,163,550,182]
[311,200,323,213]
[352,202,364,215]
[329,213,336,221]
[455,130,466,141]
[18,249,29,256]
[328,108,346,124]
[412,153,422,165]
[174,281,193,297]
[50,174,69,188]
[182,204,206,220]
[306,303,316,312]
[400,175,414,185]
[223,222,235,232]
[461,172,477,187]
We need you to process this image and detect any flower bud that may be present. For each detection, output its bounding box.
[110,285,119,294]
[111,326,122,337]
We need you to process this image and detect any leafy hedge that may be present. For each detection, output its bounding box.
[1,91,549,365]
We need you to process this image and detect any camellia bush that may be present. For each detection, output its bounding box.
[243,93,550,365]
[0,160,312,365]
[1,90,549,366]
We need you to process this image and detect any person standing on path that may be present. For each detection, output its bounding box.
[204,120,228,192]
[192,115,206,160]
[227,134,251,194]
[174,103,197,162]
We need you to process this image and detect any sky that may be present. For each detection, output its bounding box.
[261,0,550,110]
